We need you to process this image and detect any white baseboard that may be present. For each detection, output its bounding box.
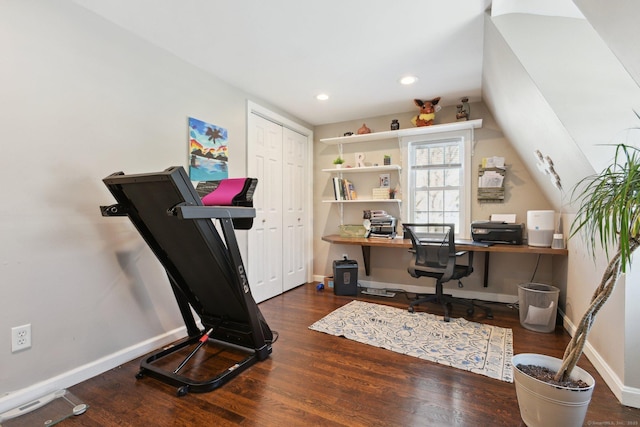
[561,312,640,409]
[0,327,187,414]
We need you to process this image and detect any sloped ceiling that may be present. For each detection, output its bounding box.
[483,0,640,212]
[575,0,640,89]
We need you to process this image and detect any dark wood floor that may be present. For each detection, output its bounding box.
[64,283,640,426]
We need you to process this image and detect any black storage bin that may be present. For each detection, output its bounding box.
[333,258,358,296]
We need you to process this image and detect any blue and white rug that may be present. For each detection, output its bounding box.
[309,300,513,382]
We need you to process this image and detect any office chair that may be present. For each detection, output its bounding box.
[403,223,493,322]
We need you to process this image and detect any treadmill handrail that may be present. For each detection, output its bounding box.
[170,204,256,220]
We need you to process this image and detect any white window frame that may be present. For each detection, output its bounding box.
[401,129,473,239]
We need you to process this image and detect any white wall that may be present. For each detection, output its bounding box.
[0,0,307,411]
[575,0,640,90]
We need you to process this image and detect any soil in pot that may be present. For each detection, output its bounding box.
[516,364,590,388]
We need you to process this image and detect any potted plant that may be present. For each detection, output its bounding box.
[333,156,345,169]
[513,143,640,426]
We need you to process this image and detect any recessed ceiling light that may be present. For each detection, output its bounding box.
[399,76,418,85]
[316,93,329,101]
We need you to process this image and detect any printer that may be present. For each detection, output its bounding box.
[471,221,524,245]
[364,217,397,238]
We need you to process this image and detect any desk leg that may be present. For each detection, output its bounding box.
[483,252,490,287]
[361,246,371,276]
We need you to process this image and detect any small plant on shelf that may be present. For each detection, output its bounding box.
[333,156,345,168]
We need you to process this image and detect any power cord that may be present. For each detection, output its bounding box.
[529,253,542,282]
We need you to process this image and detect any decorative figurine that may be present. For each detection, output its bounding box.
[357,123,371,134]
[411,97,441,127]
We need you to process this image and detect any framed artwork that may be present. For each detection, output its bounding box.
[379,173,390,188]
[188,117,229,182]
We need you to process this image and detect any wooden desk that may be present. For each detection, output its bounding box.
[322,234,568,287]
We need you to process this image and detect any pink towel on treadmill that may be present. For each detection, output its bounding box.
[201,178,247,206]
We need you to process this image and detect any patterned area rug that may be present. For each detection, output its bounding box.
[309,300,513,382]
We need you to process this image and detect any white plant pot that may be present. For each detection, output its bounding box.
[512,354,595,427]
[335,164,342,169]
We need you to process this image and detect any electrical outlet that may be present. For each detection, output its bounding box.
[11,324,31,352]
[342,253,349,260]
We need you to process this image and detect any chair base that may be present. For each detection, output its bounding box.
[408,292,493,322]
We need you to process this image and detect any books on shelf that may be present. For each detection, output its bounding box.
[332,177,357,200]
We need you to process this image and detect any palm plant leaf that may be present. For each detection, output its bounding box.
[570,144,640,273]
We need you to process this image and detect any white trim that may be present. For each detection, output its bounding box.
[561,311,640,409]
[247,100,312,137]
[0,327,188,414]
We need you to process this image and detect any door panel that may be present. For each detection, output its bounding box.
[248,115,283,302]
[283,128,307,290]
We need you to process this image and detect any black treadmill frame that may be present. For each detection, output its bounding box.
[101,166,272,396]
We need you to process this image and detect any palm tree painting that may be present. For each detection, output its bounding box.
[188,116,229,182]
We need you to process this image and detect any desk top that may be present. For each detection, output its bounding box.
[321,234,568,256]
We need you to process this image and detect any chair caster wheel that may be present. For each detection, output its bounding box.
[408,306,415,313]
[135,371,144,379]
[177,386,189,397]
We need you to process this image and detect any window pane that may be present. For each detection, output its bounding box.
[429,212,444,223]
[444,212,459,231]
[445,145,460,164]
[415,211,429,222]
[408,136,467,233]
[445,169,459,186]
[415,148,429,165]
[415,170,428,187]
[429,169,444,187]
[429,191,443,211]
[430,147,444,165]
[415,190,428,210]
[443,190,459,211]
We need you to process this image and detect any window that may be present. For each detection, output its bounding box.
[402,131,472,238]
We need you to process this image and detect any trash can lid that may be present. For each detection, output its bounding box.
[518,282,559,293]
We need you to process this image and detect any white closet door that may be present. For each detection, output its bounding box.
[282,127,308,291]
[247,114,283,303]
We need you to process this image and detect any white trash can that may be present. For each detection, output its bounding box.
[517,283,560,333]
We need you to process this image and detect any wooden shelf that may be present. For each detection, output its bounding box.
[320,119,483,145]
